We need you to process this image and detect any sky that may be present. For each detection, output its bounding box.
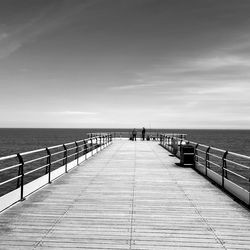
[0,0,250,129]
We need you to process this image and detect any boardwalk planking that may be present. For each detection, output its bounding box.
[0,140,250,250]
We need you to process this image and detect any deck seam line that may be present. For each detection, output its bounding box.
[32,142,120,249]
[172,175,228,250]
[150,143,228,250]
[129,142,136,249]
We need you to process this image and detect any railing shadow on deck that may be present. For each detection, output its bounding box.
[0,134,112,212]
[160,134,250,206]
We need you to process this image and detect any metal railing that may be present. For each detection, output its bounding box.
[160,134,250,205]
[88,131,184,141]
[0,134,112,212]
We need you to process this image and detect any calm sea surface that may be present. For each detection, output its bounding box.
[0,128,250,157]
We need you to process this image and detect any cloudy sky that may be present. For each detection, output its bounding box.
[0,0,250,129]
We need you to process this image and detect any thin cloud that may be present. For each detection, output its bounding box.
[48,111,98,116]
[0,0,96,59]
[110,82,163,90]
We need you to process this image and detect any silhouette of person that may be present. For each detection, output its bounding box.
[142,127,146,141]
[132,128,137,141]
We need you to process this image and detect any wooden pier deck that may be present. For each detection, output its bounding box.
[1,140,250,250]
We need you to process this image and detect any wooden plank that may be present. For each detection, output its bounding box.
[0,140,250,249]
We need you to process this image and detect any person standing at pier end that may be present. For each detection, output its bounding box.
[142,127,146,141]
[132,128,137,141]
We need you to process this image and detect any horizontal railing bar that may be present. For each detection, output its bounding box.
[187,140,226,152]
[225,159,249,170]
[196,155,205,161]
[51,150,66,157]
[20,148,46,156]
[207,152,221,160]
[51,158,66,165]
[24,155,49,165]
[0,163,22,173]
[67,152,77,158]
[1,136,101,159]
[196,149,206,154]
[25,164,49,176]
[207,160,221,169]
[0,154,17,161]
[76,140,84,143]
[63,141,77,146]
[228,151,250,160]
[162,134,250,172]
[209,146,227,153]
[47,144,64,150]
[224,168,249,181]
[67,146,77,152]
[196,161,205,168]
[0,175,21,186]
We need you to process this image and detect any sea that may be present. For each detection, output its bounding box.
[0,128,250,157]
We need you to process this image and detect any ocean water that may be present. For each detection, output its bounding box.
[0,128,250,157]
[0,128,92,157]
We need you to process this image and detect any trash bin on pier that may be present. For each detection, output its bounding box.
[180,145,195,167]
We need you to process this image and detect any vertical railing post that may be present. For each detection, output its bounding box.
[84,140,88,159]
[17,153,25,201]
[90,138,93,155]
[222,150,228,188]
[63,144,68,173]
[95,137,98,152]
[46,148,52,184]
[195,144,199,168]
[80,140,84,158]
[75,142,79,165]
[205,146,210,176]
[97,136,100,149]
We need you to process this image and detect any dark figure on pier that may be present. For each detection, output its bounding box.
[132,128,137,141]
[142,127,146,141]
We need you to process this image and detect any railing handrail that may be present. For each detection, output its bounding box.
[0,137,100,161]
[161,134,250,159]
[88,131,187,141]
[160,133,250,205]
[0,134,112,205]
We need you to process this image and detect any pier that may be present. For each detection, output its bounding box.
[1,137,250,249]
